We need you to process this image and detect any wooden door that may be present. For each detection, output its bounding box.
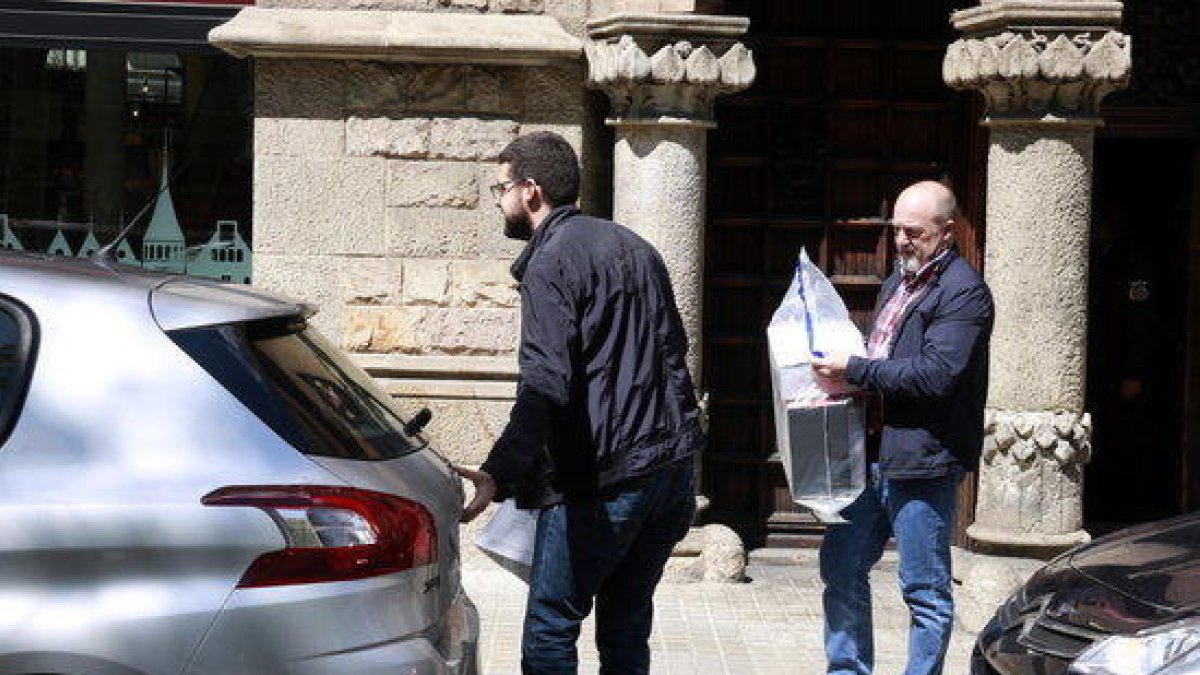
[1187,145,1200,514]
[703,0,983,547]
[1085,139,1193,529]
[1091,0,1200,524]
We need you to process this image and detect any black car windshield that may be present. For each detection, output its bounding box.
[170,318,419,461]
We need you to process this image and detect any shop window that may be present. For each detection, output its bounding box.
[0,47,252,283]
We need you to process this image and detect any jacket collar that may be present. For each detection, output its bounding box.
[510,204,581,282]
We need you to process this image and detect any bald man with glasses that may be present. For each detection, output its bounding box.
[812,181,994,675]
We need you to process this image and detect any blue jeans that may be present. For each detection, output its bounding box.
[819,465,961,675]
[521,460,695,675]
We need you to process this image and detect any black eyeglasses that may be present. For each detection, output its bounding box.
[887,218,947,241]
[489,179,526,201]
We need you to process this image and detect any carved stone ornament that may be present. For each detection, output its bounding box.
[585,36,755,127]
[972,408,1092,550]
[943,30,1131,122]
[982,409,1092,468]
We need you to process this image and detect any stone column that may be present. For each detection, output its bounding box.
[585,15,754,580]
[585,14,755,384]
[943,2,1131,557]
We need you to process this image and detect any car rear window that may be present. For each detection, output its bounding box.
[0,298,35,445]
[169,317,420,461]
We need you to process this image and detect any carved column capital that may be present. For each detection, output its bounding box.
[944,29,1131,123]
[585,14,756,127]
[982,409,1093,469]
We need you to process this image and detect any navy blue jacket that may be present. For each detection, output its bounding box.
[481,206,705,507]
[845,249,994,479]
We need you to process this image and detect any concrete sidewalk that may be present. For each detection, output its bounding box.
[462,552,981,674]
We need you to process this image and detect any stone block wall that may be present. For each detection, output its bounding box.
[252,51,587,465]
[256,0,593,38]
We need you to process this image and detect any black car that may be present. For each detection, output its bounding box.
[974,512,1199,675]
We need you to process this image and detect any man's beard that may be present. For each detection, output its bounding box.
[504,211,534,241]
[898,253,920,274]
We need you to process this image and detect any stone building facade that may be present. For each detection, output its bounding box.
[212,3,594,470]
[210,0,1200,592]
[210,0,758,479]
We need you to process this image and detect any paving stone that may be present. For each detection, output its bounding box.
[462,558,977,674]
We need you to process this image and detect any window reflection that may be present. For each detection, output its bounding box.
[0,310,17,394]
[0,47,252,283]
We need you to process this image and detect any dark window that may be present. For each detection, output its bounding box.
[0,298,36,445]
[0,45,252,279]
[170,318,421,461]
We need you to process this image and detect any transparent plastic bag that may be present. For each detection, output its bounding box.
[766,248,868,523]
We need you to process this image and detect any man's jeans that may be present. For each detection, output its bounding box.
[521,460,695,675]
[819,465,961,675]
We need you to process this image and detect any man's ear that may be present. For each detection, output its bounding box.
[523,181,543,211]
[942,219,956,245]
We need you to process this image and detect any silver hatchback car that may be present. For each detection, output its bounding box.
[0,251,479,674]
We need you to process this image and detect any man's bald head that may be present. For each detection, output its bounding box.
[892,181,958,273]
[896,181,957,223]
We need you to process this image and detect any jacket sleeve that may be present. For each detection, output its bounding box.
[480,386,553,498]
[845,281,993,402]
[514,256,579,407]
[478,256,579,494]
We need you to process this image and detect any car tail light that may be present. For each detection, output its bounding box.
[202,485,437,588]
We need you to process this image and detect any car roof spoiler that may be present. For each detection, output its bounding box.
[151,277,316,332]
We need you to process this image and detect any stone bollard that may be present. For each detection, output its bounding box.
[663,523,747,583]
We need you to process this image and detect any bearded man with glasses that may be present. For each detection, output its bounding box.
[457,131,703,675]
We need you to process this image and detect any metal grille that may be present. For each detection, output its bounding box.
[1018,612,1111,660]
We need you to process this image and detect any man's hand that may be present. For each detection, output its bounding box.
[453,465,498,524]
[811,352,851,381]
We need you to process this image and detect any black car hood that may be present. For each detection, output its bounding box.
[1069,513,1200,614]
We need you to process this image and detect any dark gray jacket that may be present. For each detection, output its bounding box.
[481,206,704,507]
[845,249,994,479]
